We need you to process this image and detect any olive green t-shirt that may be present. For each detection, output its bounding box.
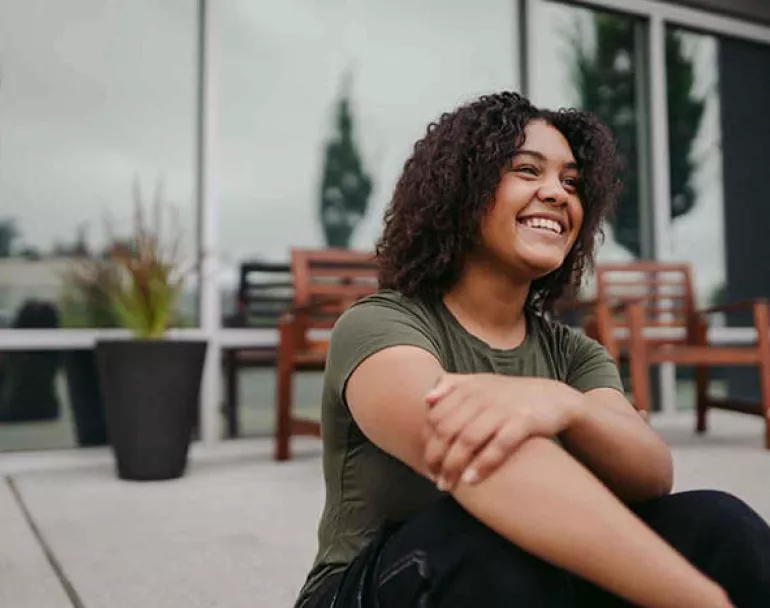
[296,290,623,604]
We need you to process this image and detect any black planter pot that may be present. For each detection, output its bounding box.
[96,340,207,481]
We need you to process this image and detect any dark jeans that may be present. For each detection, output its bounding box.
[305,490,770,607]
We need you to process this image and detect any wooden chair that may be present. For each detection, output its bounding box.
[586,262,770,447]
[222,260,292,438]
[275,248,379,460]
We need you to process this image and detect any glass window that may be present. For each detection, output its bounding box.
[218,0,519,436]
[667,29,770,406]
[665,28,724,308]
[0,0,199,332]
[531,1,652,277]
[0,0,199,451]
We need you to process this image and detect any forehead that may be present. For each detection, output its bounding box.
[519,120,576,165]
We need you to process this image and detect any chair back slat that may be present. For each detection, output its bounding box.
[233,261,293,327]
[291,248,379,331]
[596,262,696,339]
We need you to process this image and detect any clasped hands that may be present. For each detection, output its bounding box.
[423,373,585,492]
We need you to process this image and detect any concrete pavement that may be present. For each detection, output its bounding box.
[2,410,770,608]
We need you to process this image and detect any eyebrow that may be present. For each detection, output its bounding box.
[513,149,579,170]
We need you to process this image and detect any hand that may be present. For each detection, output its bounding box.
[423,373,584,492]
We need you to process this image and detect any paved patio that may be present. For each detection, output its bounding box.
[2,410,770,608]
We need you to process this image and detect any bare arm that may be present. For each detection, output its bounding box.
[560,387,673,504]
[346,346,730,608]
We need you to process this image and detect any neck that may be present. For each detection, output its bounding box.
[442,257,531,348]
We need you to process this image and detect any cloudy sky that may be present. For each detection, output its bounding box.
[0,0,725,298]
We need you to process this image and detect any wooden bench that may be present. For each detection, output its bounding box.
[275,248,378,460]
[222,260,292,438]
[583,262,770,447]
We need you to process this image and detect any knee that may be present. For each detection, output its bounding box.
[672,491,770,574]
[662,490,766,539]
[674,490,765,530]
[388,498,572,602]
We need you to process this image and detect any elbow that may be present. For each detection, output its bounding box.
[657,458,675,498]
[653,443,675,497]
[617,476,671,505]
[621,452,674,504]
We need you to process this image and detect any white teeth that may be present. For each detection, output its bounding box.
[521,217,563,234]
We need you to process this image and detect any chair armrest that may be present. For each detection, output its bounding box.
[691,300,770,340]
[556,297,633,316]
[697,299,769,315]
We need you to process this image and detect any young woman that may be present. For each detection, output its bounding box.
[296,92,770,607]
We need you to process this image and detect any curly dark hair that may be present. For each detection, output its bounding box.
[376,91,622,314]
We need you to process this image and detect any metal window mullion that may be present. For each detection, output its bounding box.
[197,0,222,445]
[649,14,679,415]
[560,0,770,45]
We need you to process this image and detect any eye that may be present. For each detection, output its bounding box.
[514,165,539,176]
[562,175,580,191]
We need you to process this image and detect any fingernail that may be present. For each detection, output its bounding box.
[436,477,449,492]
[462,468,479,484]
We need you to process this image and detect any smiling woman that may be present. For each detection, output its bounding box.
[295,92,770,608]
[377,97,620,313]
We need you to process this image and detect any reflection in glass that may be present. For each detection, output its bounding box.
[319,76,374,249]
[533,2,651,274]
[0,0,198,331]
[0,0,198,452]
[666,28,724,308]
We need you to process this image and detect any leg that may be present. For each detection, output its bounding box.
[695,365,709,433]
[754,302,770,448]
[693,316,710,433]
[316,497,577,607]
[275,322,295,461]
[626,303,651,416]
[224,350,239,438]
[578,490,770,607]
[275,359,293,461]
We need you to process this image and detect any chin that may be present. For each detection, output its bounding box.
[519,254,566,278]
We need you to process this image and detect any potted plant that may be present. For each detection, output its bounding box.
[96,194,206,481]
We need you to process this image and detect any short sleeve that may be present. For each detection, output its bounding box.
[564,328,625,394]
[325,297,443,403]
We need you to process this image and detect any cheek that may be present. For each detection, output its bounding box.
[571,201,585,233]
[496,173,534,206]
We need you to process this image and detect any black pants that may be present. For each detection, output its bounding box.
[306,490,770,607]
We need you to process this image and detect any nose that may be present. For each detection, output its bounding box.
[537,175,569,206]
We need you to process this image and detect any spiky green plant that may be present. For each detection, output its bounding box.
[59,257,123,329]
[105,184,194,339]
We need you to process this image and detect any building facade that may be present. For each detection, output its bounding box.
[0,0,769,451]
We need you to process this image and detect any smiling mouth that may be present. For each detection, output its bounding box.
[517,217,566,236]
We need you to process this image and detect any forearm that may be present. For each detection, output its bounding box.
[452,437,728,608]
[559,393,673,503]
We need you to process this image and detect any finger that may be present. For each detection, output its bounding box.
[460,421,529,486]
[423,391,470,477]
[423,394,482,477]
[426,383,467,429]
[437,409,502,491]
[425,373,456,406]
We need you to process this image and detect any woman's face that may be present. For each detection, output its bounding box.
[477,119,584,280]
